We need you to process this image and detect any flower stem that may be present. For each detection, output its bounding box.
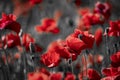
[23,50,27,80]
[3,48,11,80]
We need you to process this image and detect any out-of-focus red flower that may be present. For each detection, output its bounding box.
[22,33,35,50]
[88,53,94,66]
[81,31,95,49]
[110,51,120,67]
[71,53,77,61]
[2,33,21,48]
[41,50,60,68]
[22,33,42,52]
[39,68,50,76]
[64,72,75,80]
[114,75,120,80]
[77,8,90,16]
[74,0,81,7]
[66,29,95,54]
[47,39,71,59]
[54,10,62,21]
[75,63,81,70]
[108,20,120,37]
[82,13,105,30]
[34,44,42,52]
[35,18,60,34]
[95,28,103,46]
[66,35,85,54]
[101,51,120,80]
[13,0,33,17]
[28,72,49,80]
[50,72,62,80]
[78,70,88,80]
[101,67,120,80]
[66,0,81,7]
[22,33,35,46]
[13,0,43,17]
[87,68,101,80]
[95,54,103,64]
[94,2,111,20]
[2,54,11,63]
[0,13,21,34]
[102,75,120,80]
[29,0,43,5]
[102,67,120,76]
[0,40,3,49]
[14,53,21,59]
[79,68,101,80]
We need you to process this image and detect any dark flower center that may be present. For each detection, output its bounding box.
[78,34,83,40]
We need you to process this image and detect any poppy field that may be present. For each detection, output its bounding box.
[0,0,120,80]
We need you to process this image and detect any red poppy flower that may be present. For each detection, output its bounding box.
[64,72,75,80]
[74,0,81,7]
[102,67,120,76]
[41,50,60,68]
[29,0,43,5]
[22,33,42,52]
[110,51,120,67]
[101,67,120,80]
[0,13,21,34]
[35,18,60,34]
[39,68,50,76]
[81,31,95,49]
[108,20,120,37]
[82,13,105,29]
[13,0,42,17]
[22,33,35,46]
[66,29,95,53]
[47,39,71,59]
[2,33,21,48]
[77,8,90,16]
[71,53,77,61]
[34,44,42,52]
[94,2,111,20]
[28,72,49,80]
[95,28,103,46]
[114,75,120,80]
[87,68,101,80]
[50,72,62,80]
[101,76,120,80]
[22,33,41,52]
[66,34,85,54]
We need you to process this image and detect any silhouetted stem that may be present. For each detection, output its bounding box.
[19,29,27,80]
[114,43,118,52]
[22,48,27,80]
[68,58,73,73]
[84,50,88,77]
[3,48,10,80]
[0,51,8,80]
[79,54,83,80]
[29,43,36,72]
